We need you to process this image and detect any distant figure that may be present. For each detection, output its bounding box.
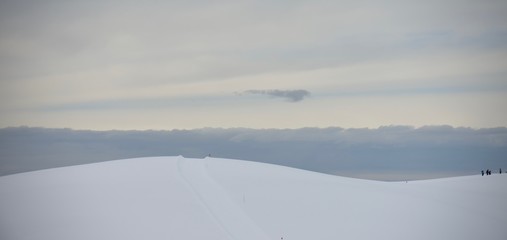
[482,170,484,176]
[500,168,502,174]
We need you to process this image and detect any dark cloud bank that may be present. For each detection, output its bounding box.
[1,126,506,181]
[242,89,311,102]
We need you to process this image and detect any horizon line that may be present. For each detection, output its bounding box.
[2,124,506,132]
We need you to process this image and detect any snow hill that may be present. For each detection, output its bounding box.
[1,156,506,240]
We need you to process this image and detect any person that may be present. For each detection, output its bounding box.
[500,168,502,174]
[482,170,484,176]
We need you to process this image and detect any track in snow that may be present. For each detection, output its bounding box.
[177,157,269,240]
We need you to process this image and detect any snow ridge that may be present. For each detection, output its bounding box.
[1,156,506,240]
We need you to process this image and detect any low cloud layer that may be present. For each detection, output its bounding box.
[242,89,311,102]
[1,126,506,181]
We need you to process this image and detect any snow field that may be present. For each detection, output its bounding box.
[1,156,506,240]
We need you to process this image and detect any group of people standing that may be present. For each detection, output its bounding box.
[482,168,501,176]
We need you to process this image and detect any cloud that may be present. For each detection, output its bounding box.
[242,89,311,102]
[1,126,506,180]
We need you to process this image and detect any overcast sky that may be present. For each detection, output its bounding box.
[1,0,507,130]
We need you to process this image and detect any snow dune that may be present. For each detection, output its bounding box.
[1,156,506,240]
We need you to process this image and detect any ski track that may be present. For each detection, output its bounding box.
[176,157,269,240]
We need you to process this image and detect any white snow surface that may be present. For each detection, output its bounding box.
[1,156,506,240]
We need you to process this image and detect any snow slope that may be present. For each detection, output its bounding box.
[1,156,506,240]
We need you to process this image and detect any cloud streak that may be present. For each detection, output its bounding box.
[242,89,311,102]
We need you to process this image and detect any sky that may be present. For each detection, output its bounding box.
[1,0,507,130]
